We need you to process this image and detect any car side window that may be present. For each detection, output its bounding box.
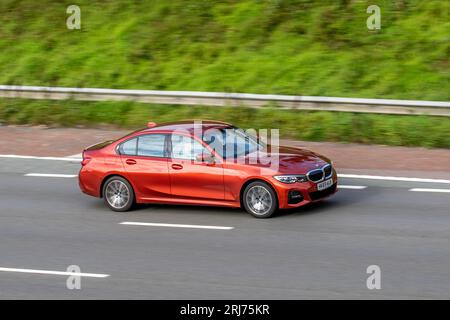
[170,134,206,160]
[119,138,137,155]
[137,134,166,157]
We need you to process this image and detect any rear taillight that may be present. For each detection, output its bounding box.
[81,151,92,166]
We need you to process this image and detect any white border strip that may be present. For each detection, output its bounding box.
[25,173,77,178]
[409,188,450,193]
[338,174,450,184]
[120,221,234,230]
[0,267,109,278]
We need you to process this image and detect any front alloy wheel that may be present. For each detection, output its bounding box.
[243,181,277,218]
[103,176,134,212]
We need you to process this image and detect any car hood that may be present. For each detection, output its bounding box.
[243,145,331,173]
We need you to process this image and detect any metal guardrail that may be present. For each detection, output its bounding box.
[0,85,449,116]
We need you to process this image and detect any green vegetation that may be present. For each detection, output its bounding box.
[1,98,449,148]
[0,0,448,100]
[0,1,448,148]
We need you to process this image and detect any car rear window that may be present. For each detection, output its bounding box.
[118,138,137,155]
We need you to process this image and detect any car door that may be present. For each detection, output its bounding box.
[169,133,224,200]
[118,134,171,201]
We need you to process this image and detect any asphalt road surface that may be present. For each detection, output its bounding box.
[0,157,449,299]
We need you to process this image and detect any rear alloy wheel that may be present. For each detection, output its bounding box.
[103,176,134,212]
[243,181,277,218]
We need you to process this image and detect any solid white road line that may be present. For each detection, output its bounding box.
[409,188,450,193]
[338,174,450,184]
[0,267,109,278]
[66,153,82,158]
[25,173,77,178]
[120,221,234,230]
[338,185,367,189]
[0,154,81,162]
[3,153,449,184]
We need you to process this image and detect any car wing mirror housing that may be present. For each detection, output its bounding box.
[196,153,215,164]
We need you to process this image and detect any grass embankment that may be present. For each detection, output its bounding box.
[0,1,448,147]
[1,99,448,149]
[0,0,448,100]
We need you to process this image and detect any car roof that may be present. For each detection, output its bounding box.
[139,120,234,134]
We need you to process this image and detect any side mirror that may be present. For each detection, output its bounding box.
[195,153,215,164]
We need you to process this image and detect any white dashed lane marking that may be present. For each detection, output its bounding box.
[120,222,234,230]
[409,188,450,193]
[338,185,367,189]
[25,173,77,178]
[0,267,109,278]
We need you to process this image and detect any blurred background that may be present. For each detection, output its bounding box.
[0,0,448,148]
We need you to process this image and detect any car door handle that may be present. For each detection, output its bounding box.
[125,159,137,165]
[171,164,183,170]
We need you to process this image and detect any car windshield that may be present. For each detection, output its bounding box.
[202,127,265,159]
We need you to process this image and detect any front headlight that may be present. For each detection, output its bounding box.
[274,175,308,184]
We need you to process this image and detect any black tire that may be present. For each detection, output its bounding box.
[102,176,135,212]
[242,181,278,218]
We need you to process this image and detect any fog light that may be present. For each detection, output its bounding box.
[288,190,304,204]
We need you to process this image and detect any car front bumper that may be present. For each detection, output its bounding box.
[270,171,338,209]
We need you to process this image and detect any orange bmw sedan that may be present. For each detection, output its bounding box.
[79,120,337,218]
